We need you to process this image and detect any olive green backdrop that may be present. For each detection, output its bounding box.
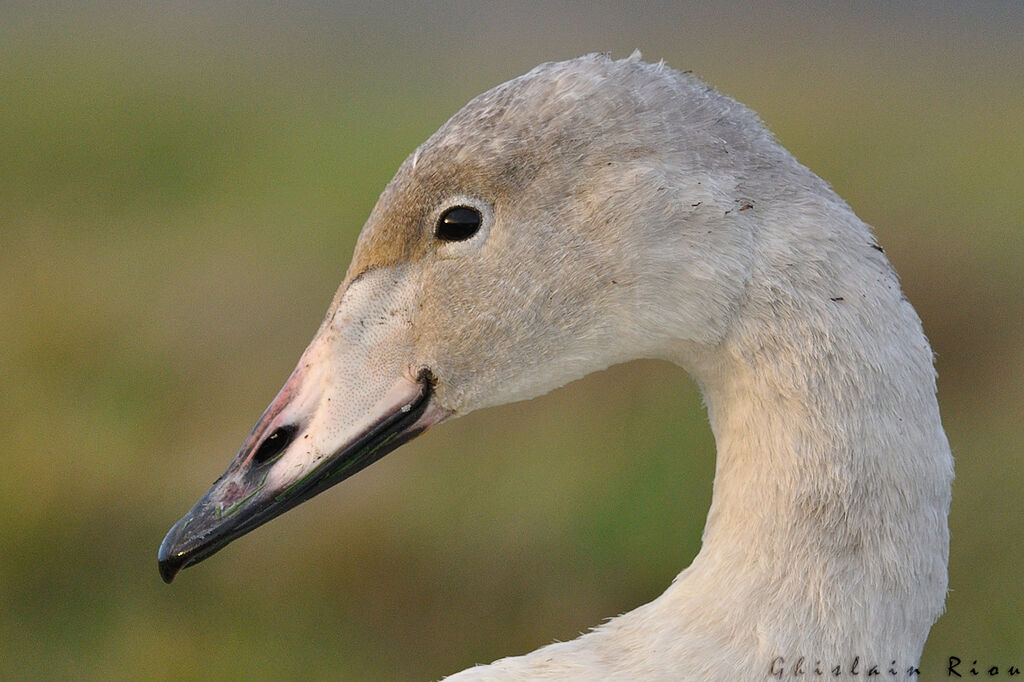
[2,2,1021,679]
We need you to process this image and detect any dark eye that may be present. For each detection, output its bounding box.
[436,206,481,242]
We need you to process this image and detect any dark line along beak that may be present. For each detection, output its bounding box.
[157,371,434,584]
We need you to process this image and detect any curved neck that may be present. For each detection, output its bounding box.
[662,215,953,667]
[447,265,954,681]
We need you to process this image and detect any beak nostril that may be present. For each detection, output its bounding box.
[252,424,298,465]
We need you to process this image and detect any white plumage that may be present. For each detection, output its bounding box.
[160,53,953,681]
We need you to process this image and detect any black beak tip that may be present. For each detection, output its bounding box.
[158,524,188,584]
[158,556,181,584]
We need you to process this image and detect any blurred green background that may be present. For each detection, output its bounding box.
[2,2,1021,679]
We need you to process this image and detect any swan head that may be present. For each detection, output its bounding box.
[159,53,763,582]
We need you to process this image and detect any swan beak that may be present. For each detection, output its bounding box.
[157,365,446,584]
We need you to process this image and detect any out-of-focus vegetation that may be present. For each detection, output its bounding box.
[1,3,1021,679]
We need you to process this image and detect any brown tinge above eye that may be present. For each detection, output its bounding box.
[436,206,481,242]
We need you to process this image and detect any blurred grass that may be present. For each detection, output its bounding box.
[1,3,1021,680]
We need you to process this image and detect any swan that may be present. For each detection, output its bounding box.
[158,53,953,680]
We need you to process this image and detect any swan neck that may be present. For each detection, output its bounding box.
[667,266,953,662]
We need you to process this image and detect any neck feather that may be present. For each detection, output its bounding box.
[664,209,953,668]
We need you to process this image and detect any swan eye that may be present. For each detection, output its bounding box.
[436,206,481,242]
